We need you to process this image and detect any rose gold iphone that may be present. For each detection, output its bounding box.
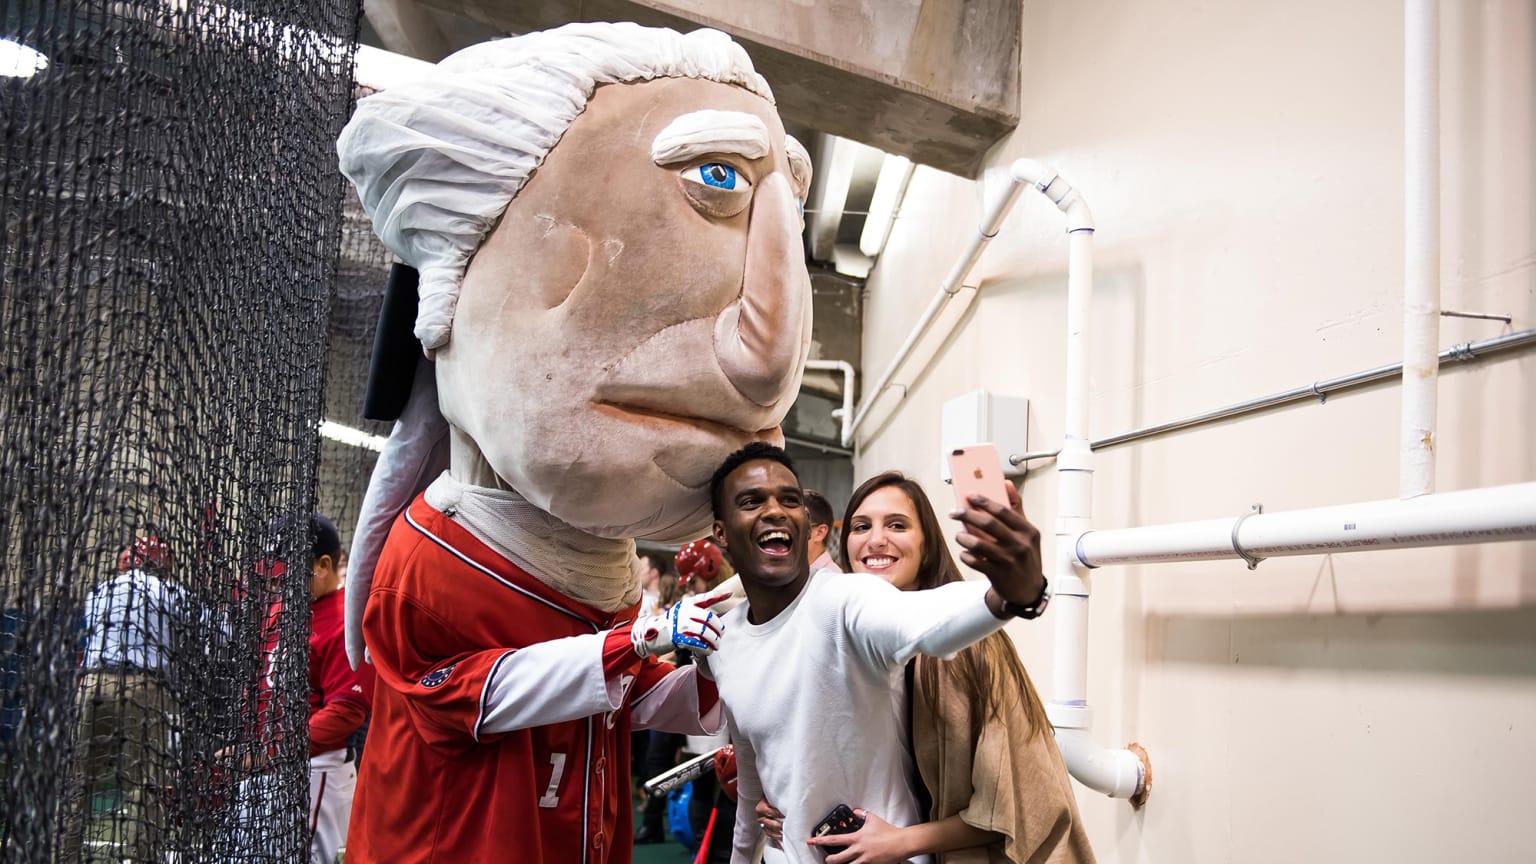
[948,443,1010,510]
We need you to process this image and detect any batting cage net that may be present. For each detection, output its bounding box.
[1,1,365,861]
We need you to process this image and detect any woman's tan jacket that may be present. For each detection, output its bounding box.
[911,655,1097,864]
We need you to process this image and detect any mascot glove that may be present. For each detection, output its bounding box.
[631,590,730,658]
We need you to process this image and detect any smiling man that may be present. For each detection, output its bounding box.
[701,443,1048,864]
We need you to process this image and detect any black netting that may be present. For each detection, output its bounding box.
[319,183,391,546]
[1,1,361,861]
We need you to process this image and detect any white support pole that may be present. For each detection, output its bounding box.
[1401,0,1441,498]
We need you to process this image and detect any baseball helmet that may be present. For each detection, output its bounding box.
[674,539,723,587]
[118,536,174,574]
[713,745,738,801]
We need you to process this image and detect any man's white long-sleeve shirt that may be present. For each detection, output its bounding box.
[705,569,1004,864]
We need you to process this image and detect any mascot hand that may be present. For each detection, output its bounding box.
[631,590,730,658]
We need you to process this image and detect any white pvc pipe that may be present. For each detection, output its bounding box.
[1401,0,1441,499]
[1051,227,1096,712]
[1053,728,1145,800]
[1004,161,1149,802]
[842,175,1030,445]
[1075,482,1536,568]
[804,359,856,446]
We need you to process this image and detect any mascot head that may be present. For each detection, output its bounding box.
[339,22,813,545]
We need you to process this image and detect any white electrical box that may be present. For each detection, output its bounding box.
[940,390,1030,480]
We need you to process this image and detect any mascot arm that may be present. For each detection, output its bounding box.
[366,590,723,743]
[367,589,625,744]
[628,662,723,735]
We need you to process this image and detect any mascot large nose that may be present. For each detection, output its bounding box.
[714,171,812,407]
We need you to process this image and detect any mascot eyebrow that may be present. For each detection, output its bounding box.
[651,110,771,166]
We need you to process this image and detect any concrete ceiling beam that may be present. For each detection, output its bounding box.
[418,0,1020,177]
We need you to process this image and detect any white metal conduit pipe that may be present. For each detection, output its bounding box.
[1075,482,1536,568]
[840,171,1030,446]
[804,359,856,447]
[1402,0,1441,499]
[1012,160,1153,804]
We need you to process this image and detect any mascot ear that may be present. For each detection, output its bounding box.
[363,262,423,422]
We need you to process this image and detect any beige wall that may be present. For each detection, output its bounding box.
[856,1,1536,861]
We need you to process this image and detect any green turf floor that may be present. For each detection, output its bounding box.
[630,797,695,864]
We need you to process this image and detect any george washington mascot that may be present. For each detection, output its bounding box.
[333,22,812,864]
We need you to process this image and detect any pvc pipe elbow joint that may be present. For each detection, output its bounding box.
[1055,727,1148,801]
[1008,159,1096,232]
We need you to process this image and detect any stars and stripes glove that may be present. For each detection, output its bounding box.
[631,590,729,658]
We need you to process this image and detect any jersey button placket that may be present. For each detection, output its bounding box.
[593,754,607,857]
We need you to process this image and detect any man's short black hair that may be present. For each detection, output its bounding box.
[709,441,799,518]
[310,513,342,562]
[804,489,835,529]
[266,512,341,565]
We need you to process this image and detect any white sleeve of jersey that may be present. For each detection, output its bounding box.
[477,633,620,736]
[628,664,724,734]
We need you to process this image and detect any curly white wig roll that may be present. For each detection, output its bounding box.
[336,22,774,351]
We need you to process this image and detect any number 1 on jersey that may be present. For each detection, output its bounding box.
[537,752,567,808]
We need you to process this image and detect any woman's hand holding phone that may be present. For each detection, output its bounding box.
[805,808,912,864]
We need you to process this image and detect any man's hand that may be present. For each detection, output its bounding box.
[950,483,1047,611]
[631,590,729,658]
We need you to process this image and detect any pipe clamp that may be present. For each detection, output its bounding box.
[1231,503,1266,569]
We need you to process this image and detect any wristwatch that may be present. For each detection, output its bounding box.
[1000,577,1051,620]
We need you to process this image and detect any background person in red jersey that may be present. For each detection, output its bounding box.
[223,513,374,864]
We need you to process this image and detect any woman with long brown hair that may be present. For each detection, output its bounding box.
[761,472,1094,864]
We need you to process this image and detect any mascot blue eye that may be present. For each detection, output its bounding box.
[696,163,738,190]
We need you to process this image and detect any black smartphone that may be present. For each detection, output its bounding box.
[809,804,865,853]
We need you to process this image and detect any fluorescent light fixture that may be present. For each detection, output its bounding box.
[354,44,435,91]
[319,420,388,453]
[858,154,914,258]
[806,133,859,262]
[0,39,49,79]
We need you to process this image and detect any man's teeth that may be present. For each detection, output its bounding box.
[758,530,791,544]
